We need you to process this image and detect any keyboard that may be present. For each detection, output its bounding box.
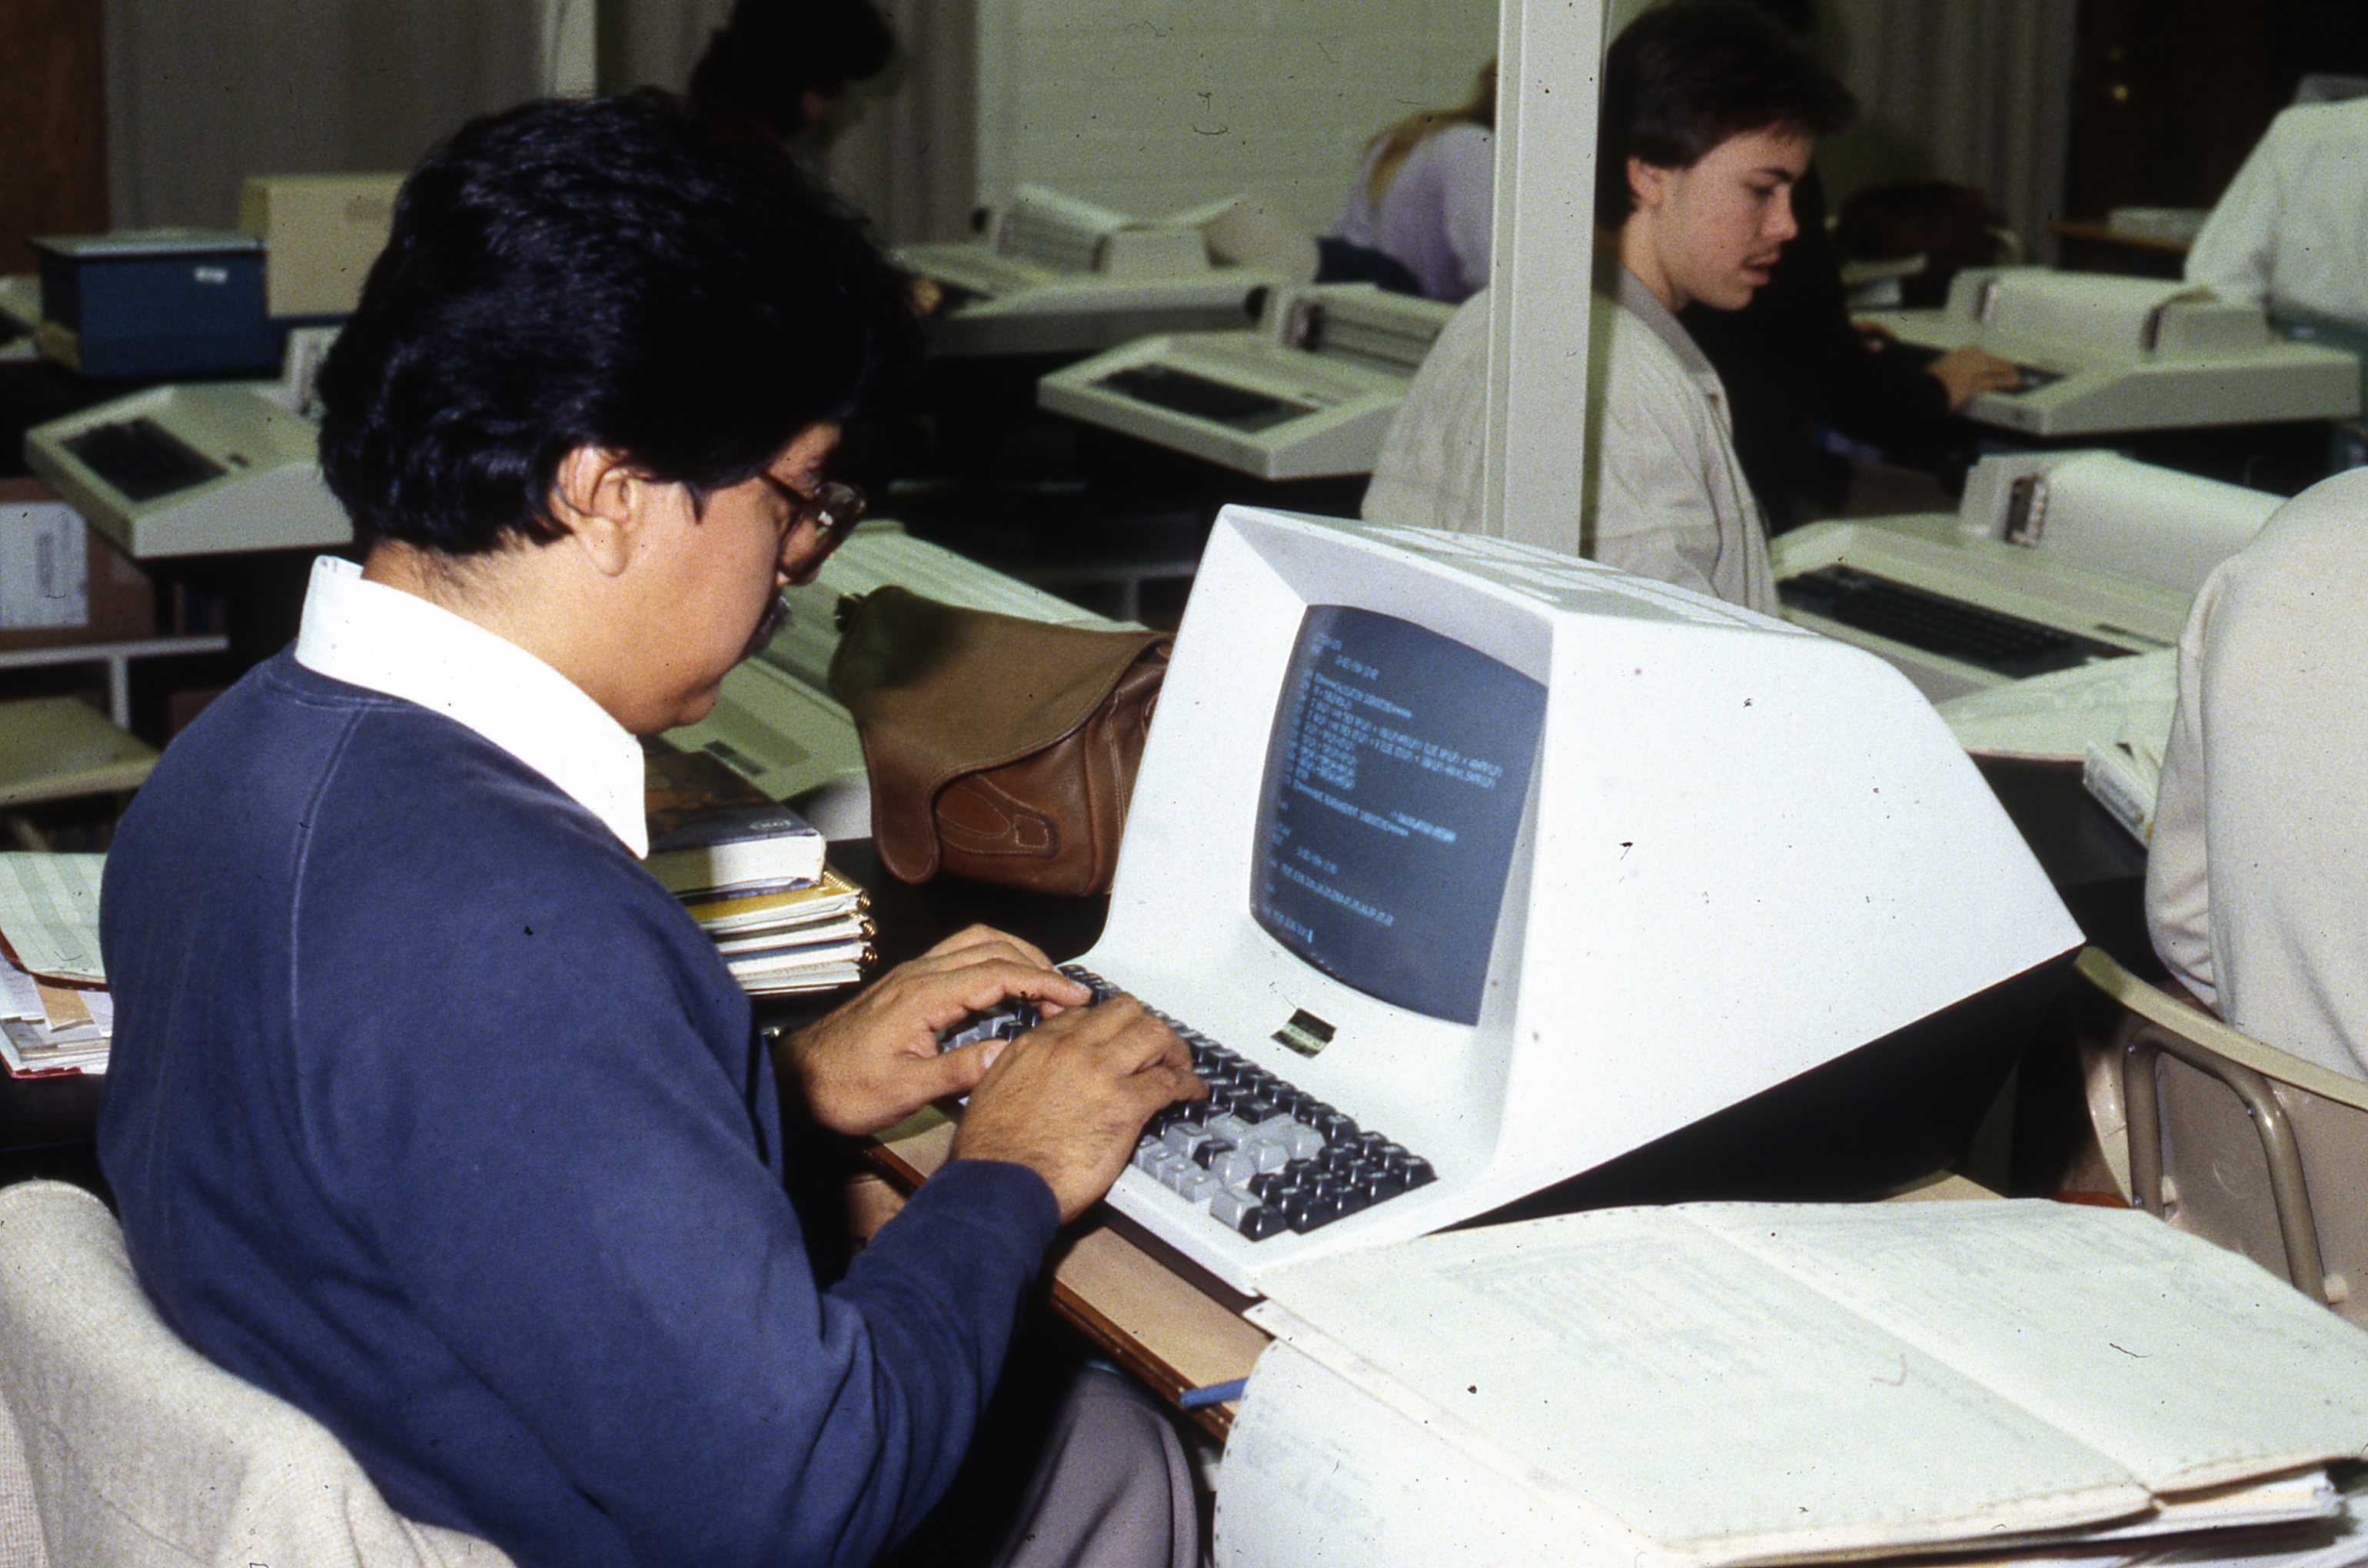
[62,417,224,503]
[939,969,1439,1242]
[1778,564,2135,679]
[1095,366,1314,432]
[1071,966,1435,1242]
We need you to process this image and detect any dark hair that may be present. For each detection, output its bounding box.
[1595,1,1855,226]
[687,0,896,138]
[316,91,920,556]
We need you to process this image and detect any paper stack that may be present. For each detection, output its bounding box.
[645,751,873,995]
[0,853,110,1077]
[683,869,873,995]
[1221,1200,2368,1568]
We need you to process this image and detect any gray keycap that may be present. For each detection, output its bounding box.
[1246,1140,1291,1174]
[1211,1149,1259,1187]
[1167,1167,1220,1203]
[1208,1187,1261,1228]
[1204,1113,1256,1144]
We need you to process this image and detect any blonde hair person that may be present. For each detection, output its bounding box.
[1332,64,1498,302]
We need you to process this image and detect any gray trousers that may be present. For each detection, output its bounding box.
[887,1365,1202,1568]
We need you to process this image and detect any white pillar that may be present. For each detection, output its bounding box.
[1481,0,1605,549]
[540,0,598,98]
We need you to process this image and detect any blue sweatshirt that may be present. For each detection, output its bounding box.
[98,652,1059,1567]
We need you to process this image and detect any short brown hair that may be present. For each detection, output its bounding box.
[1595,1,1854,226]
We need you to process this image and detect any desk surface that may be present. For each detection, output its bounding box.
[860,1104,2000,1437]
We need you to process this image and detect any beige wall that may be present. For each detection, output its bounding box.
[104,0,541,231]
[974,0,1499,231]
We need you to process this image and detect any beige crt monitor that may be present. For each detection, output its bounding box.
[900,185,1279,359]
[1036,284,1455,480]
[1066,507,2080,1294]
[238,173,402,320]
[1863,267,2360,437]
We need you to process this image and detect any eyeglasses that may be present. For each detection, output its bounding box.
[761,476,866,571]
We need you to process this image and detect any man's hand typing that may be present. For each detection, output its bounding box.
[953,996,1204,1224]
[780,924,1089,1137]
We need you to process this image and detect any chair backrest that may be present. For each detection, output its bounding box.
[2070,948,2368,1328]
[0,1180,515,1568]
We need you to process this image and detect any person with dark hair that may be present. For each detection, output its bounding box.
[1365,1,1853,610]
[1329,62,1498,301]
[97,92,1203,1568]
[1679,0,2020,531]
[688,0,897,151]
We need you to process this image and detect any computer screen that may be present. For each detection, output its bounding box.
[1250,605,1545,1024]
[1081,507,2085,1291]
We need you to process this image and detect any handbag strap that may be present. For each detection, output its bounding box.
[826,586,1172,880]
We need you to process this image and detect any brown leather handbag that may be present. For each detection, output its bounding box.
[826,586,1172,895]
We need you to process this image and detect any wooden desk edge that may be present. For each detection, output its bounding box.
[861,1114,1269,1440]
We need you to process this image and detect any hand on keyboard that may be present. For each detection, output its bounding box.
[954,995,1205,1224]
[777,924,1091,1137]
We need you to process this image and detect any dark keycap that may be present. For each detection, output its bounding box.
[1238,1207,1287,1241]
[1286,1194,1346,1233]
[1069,971,1438,1244]
[1310,1110,1359,1143]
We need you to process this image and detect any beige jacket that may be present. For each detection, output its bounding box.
[1362,267,1775,615]
[2147,467,2368,1080]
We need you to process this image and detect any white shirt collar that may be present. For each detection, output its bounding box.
[292,556,648,856]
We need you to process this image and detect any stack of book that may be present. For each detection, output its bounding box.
[0,852,111,1077]
[645,752,872,995]
[682,869,873,995]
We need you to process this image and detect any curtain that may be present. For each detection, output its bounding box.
[103,0,544,231]
[1821,0,2079,263]
[602,0,979,248]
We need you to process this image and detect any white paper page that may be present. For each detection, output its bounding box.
[1254,1209,2150,1559]
[713,917,866,956]
[1010,184,1136,239]
[2002,1479,2368,1568]
[694,893,862,935]
[723,939,870,976]
[1216,1338,1629,1568]
[0,853,107,983]
[1938,651,2178,763]
[0,962,43,1021]
[1687,1203,2368,1493]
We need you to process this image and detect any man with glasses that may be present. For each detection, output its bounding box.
[97,94,1202,1568]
